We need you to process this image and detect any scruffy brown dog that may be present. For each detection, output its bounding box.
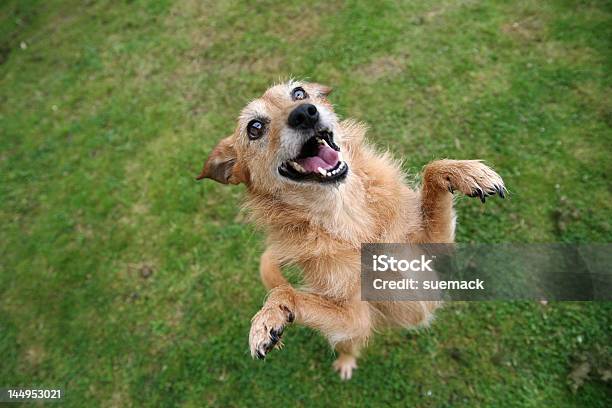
[198,81,505,380]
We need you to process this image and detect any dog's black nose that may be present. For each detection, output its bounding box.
[288,103,319,129]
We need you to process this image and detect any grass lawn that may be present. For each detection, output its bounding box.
[1,0,611,406]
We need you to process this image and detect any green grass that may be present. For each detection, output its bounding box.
[1,0,611,406]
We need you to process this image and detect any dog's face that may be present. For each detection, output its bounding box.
[198,81,348,192]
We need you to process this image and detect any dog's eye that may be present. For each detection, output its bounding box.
[247,119,265,140]
[291,87,307,101]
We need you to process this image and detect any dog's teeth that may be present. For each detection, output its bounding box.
[338,152,343,161]
[290,161,306,173]
[317,167,327,176]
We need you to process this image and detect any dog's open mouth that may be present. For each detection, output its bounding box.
[278,131,348,183]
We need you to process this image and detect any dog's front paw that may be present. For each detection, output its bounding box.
[445,160,506,203]
[249,304,294,359]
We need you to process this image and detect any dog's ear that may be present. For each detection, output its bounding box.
[312,83,333,98]
[196,136,248,185]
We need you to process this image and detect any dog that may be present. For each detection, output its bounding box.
[197,81,506,380]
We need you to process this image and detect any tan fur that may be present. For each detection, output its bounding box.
[198,81,506,380]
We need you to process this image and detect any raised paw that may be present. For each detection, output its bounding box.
[443,160,506,203]
[333,353,358,380]
[249,304,294,359]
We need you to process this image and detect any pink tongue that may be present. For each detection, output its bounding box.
[296,144,339,173]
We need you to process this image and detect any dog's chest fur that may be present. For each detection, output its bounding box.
[246,136,423,299]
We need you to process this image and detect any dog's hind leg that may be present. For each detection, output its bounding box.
[259,248,288,290]
[333,338,363,380]
[419,159,506,242]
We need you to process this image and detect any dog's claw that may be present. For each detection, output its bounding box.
[257,326,284,357]
[269,327,283,344]
[491,184,506,199]
[468,187,488,203]
[470,187,486,203]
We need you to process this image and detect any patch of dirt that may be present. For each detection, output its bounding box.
[75,223,94,239]
[410,0,478,25]
[568,361,591,393]
[24,345,46,367]
[568,347,612,393]
[357,53,409,82]
[501,17,544,42]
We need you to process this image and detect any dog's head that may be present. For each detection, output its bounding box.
[198,81,349,192]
